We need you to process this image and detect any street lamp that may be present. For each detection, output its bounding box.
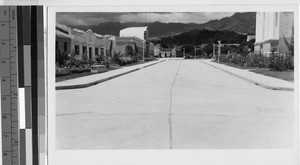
[142,41,145,62]
[194,46,200,59]
[218,41,221,63]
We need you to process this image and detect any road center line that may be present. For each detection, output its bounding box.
[168,60,183,149]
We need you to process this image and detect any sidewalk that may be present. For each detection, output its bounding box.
[56,59,166,90]
[200,59,294,91]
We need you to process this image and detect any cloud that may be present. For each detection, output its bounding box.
[56,12,234,26]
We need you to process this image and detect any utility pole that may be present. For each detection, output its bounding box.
[218,41,221,63]
[213,44,215,59]
[194,46,196,59]
[142,40,145,62]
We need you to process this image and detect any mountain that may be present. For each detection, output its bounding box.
[71,12,255,38]
[196,12,256,34]
[154,29,248,48]
[73,21,198,37]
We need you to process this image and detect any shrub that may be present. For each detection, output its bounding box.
[284,54,294,70]
[144,57,156,62]
[131,53,141,62]
[71,67,91,74]
[96,54,105,64]
[219,53,247,66]
[117,56,134,66]
[268,53,285,71]
[217,49,294,71]
[56,49,70,67]
[268,53,294,71]
[244,53,268,68]
[56,67,71,77]
[65,58,96,69]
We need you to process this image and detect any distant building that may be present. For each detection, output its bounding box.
[254,12,294,55]
[117,26,154,59]
[148,42,155,58]
[119,27,148,41]
[160,48,175,58]
[154,44,161,57]
[115,36,145,56]
[246,35,255,42]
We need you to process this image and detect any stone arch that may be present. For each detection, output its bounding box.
[125,44,134,56]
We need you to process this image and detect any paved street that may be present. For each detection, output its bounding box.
[56,59,294,149]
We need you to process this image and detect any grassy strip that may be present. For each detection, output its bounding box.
[215,61,294,82]
[249,69,294,82]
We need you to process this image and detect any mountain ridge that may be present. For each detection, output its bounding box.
[69,12,255,38]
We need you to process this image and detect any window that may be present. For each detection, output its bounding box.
[83,46,87,54]
[100,47,104,56]
[95,47,99,55]
[75,45,79,55]
[64,42,68,51]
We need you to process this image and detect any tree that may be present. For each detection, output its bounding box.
[203,43,214,56]
[109,40,113,57]
[134,43,139,55]
[283,26,294,56]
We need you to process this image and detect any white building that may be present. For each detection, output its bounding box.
[116,27,154,58]
[254,12,294,55]
[246,35,255,42]
[119,27,148,41]
[160,48,176,58]
[154,44,161,57]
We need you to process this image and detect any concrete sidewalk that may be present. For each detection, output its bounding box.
[200,59,294,91]
[56,59,166,90]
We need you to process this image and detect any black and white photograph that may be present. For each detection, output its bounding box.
[0,1,298,165]
[54,10,295,150]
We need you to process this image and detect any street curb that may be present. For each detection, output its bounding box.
[56,60,166,90]
[200,60,294,91]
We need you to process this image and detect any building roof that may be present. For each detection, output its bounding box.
[94,33,104,38]
[56,23,69,33]
[119,27,147,40]
[56,29,71,39]
[72,28,86,34]
[160,48,173,52]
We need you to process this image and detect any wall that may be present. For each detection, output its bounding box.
[115,36,145,57]
[56,35,71,55]
[255,12,293,55]
[70,29,106,60]
[160,51,172,58]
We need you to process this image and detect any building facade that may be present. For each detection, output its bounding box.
[254,12,294,55]
[115,36,145,56]
[56,24,110,61]
[154,44,161,57]
[56,25,156,62]
[118,26,154,59]
[160,48,176,58]
[56,29,72,56]
[246,35,255,42]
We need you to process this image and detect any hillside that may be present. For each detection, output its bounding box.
[70,12,256,37]
[197,12,256,34]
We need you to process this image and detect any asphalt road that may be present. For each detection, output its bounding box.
[56,59,294,149]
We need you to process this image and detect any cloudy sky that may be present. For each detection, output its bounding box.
[56,12,234,26]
